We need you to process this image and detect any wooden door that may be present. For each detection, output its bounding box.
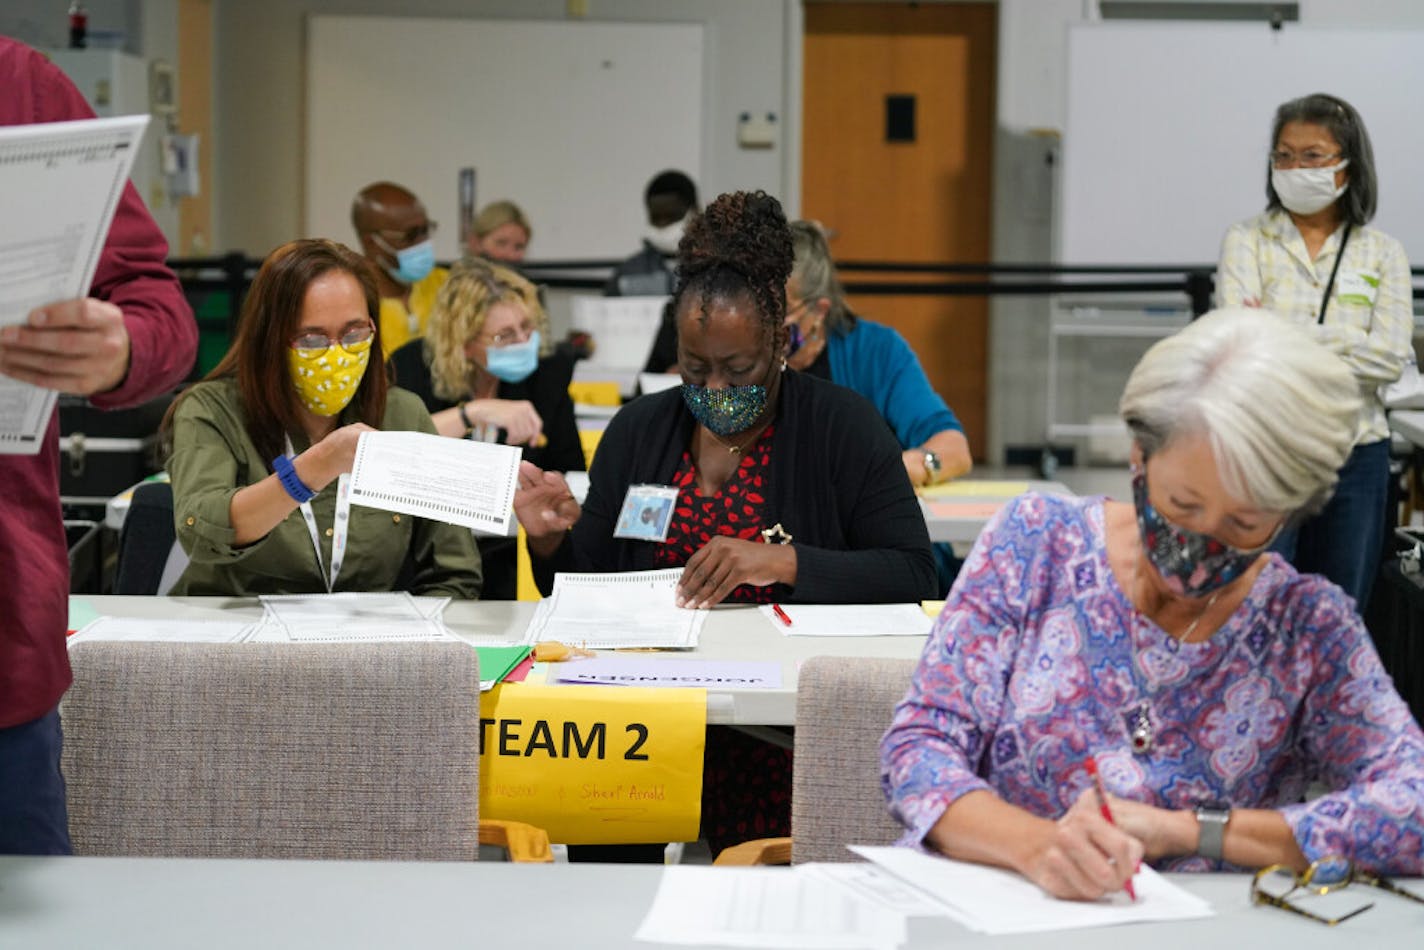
[802,3,996,459]
[177,0,213,256]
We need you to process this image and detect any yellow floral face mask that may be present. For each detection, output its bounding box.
[287,336,372,417]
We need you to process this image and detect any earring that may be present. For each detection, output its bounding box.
[780,357,787,371]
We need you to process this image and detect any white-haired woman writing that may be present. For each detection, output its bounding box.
[881,309,1424,900]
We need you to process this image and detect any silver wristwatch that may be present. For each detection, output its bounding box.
[1194,806,1230,860]
[922,450,942,485]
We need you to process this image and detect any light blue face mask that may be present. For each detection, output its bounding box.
[485,330,540,384]
[383,238,436,284]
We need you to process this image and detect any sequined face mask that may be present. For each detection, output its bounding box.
[1131,469,1277,598]
[681,380,768,436]
[288,336,372,417]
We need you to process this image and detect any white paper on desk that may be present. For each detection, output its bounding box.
[254,592,457,642]
[67,617,256,646]
[523,569,706,648]
[348,430,521,534]
[0,115,149,455]
[850,846,1213,934]
[634,865,906,949]
[549,656,782,689]
[247,619,456,644]
[758,604,932,637]
[258,592,430,623]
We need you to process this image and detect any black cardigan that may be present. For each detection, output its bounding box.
[534,370,936,602]
[387,339,585,475]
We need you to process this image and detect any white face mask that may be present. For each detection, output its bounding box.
[645,216,687,255]
[1272,160,1349,216]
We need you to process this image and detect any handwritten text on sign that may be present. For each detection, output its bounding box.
[478,684,706,844]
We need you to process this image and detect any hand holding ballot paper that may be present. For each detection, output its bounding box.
[349,429,523,535]
[3,37,199,859]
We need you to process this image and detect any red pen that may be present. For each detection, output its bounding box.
[1085,755,1137,902]
[771,604,794,627]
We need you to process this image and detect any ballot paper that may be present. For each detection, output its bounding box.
[850,846,1214,934]
[348,430,522,535]
[252,592,458,643]
[634,865,906,949]
[0,115,149,455]
[67,617,257,646]
[757,603,932,637]
[523,569,706,648]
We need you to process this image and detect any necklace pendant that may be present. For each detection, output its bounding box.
[1128,704,1153,755]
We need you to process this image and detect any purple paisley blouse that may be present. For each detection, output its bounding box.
[881,492,1424,872]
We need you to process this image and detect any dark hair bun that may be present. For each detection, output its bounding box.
[679,191,792,289]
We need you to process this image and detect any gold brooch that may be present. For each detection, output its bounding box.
[760,523,793,545]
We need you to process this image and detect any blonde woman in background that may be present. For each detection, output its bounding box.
[468,200,532,264]
[389,257,581,598]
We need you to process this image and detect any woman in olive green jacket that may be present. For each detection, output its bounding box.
[163,239,481,597]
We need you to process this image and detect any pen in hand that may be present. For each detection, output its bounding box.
[1084,755,1137,902]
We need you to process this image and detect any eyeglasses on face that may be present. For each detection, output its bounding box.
[1270,150,1344,169]
[290,321,375,354]
[370,220,438,248]
[1250,857,1424,926]
[476,321,536,348]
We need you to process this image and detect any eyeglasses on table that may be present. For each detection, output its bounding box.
[1250,856,1424,926]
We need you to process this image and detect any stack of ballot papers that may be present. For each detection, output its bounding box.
[634,848,1214,947]
[523,569,707,649]
[68,593,458,646]
[249,592,454,643]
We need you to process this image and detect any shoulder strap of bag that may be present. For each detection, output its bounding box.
[1316,222,1353,325]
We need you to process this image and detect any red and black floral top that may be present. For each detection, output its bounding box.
[652,425,777,604]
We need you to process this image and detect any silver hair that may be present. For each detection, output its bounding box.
[788,221,856,335]
[1119,308,1360,515]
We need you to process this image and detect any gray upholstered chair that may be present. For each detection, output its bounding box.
[60,640,513,861]
[716,655,916,865]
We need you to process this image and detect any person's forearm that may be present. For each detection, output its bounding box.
[227,444,339,546]
[431,405,469,438]
[922,430,972,482]
[926,789,1057,876]
[1173,807,1307,871]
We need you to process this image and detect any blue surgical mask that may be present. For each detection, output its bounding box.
[485,330,540,384]
[383,238,436,284]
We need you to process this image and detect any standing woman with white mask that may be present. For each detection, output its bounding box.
[1216,93,1412,611]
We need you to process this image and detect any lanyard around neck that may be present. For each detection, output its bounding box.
[284,434,351,593]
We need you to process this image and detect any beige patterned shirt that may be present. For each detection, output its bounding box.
[1216,208,1412,444]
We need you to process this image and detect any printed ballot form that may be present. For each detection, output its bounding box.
[349,430,522,535]
[0,115,149,454]
[524,569,708,649]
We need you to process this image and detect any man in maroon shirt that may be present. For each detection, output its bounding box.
[0,36,197,854]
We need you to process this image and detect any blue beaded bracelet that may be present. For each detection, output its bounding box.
[272,454,315,504]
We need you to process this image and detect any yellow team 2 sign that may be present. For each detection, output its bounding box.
[478,684,707,845]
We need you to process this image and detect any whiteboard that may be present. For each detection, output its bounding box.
[1060,24,1424,266]
[306,15,702,261]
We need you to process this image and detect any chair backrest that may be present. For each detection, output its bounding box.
[113,481,188,595]
[62,640,481,861]
[791,656,917,864]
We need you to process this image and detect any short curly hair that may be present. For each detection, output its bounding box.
[673,190,793,345]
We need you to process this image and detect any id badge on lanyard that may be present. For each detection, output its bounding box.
[285,435,353,593]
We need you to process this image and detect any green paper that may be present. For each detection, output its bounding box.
[475,645,532,690]
[68,596,103,633]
